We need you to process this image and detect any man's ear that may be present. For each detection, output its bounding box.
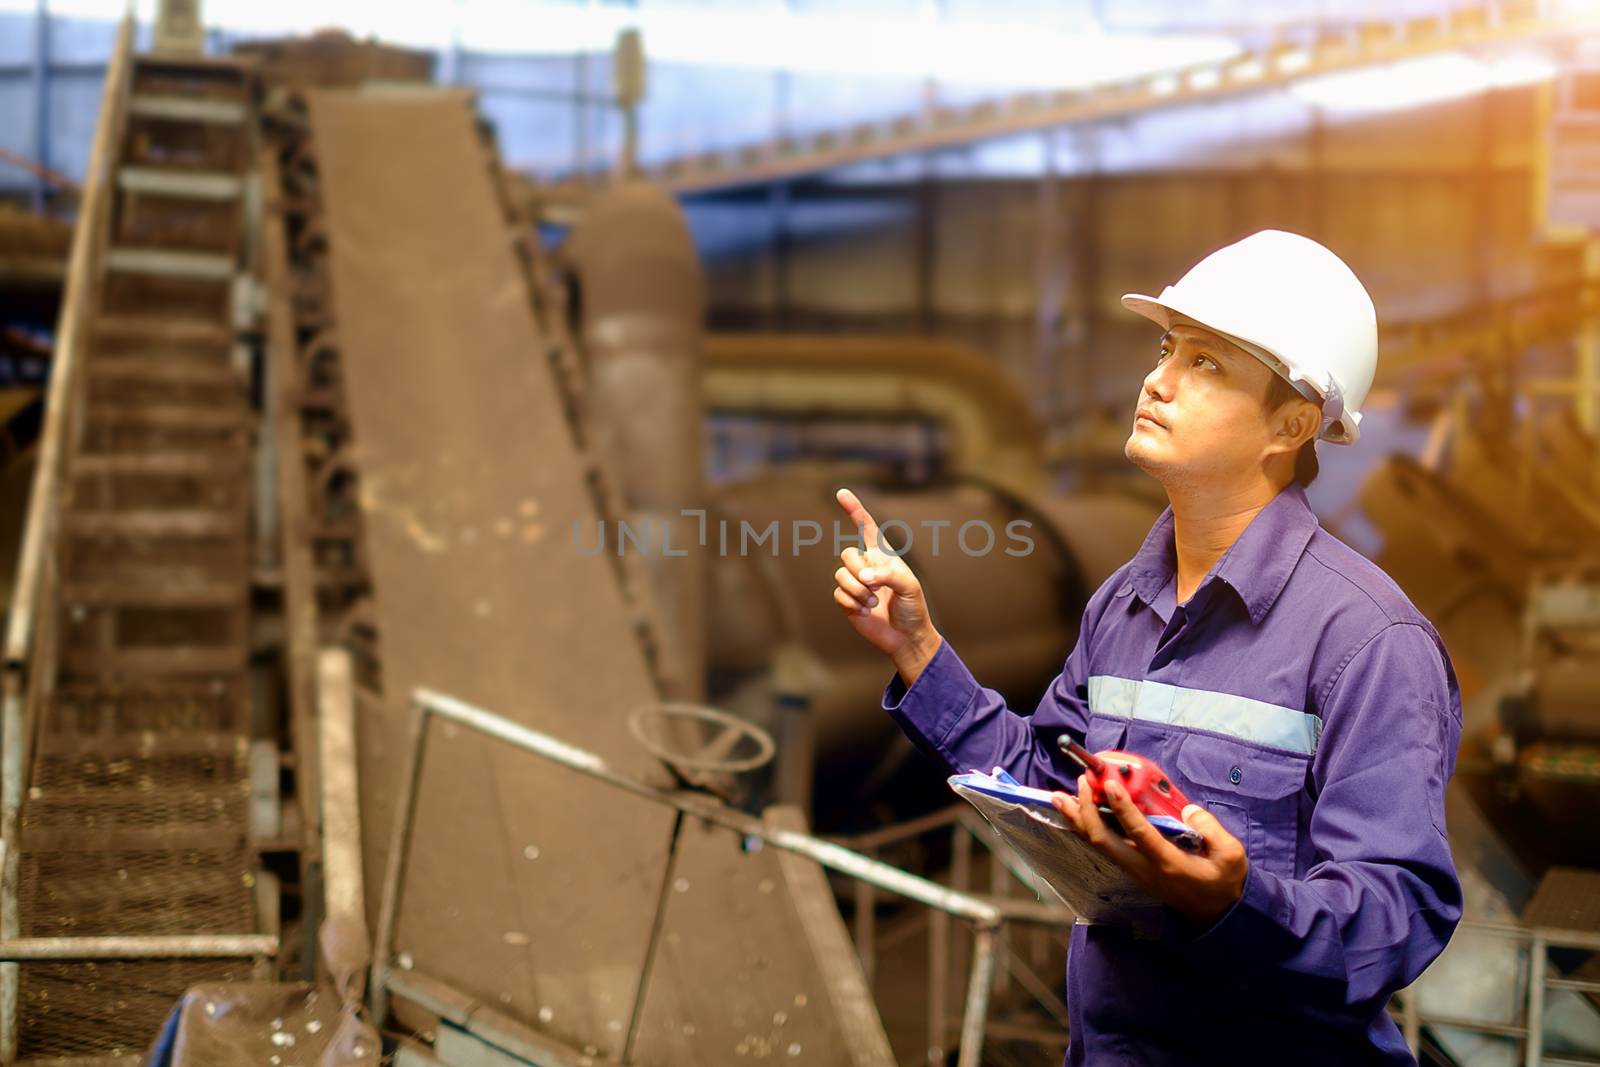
[1266,397,1319,456]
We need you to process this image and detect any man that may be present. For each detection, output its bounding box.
[832,229,1463,1066]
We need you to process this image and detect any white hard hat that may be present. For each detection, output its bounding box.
[1120,229,1377,445]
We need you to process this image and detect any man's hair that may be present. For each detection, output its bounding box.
[1262,373,1320,487]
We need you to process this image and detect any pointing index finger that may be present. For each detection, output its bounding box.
[835,487,881,552]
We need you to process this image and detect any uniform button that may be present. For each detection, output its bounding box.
[1229,766,1242,785]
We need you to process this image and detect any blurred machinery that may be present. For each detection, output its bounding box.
[1357,400,1600,1067]
[1358,46,1600,883]
[1347,56,1600,1058]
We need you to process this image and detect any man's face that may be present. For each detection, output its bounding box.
[1123,322,1294,487]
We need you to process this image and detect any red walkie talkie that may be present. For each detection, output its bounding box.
[1056,735,1193,824]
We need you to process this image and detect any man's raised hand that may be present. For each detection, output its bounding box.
[833,487,941,679]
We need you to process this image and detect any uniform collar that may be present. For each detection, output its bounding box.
[1124,483,1319,626]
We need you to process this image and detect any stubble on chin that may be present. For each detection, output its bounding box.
[1124,434,1162,476]
[1125,435,1196,492]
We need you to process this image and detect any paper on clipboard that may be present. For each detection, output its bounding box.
[949,767,1202,934]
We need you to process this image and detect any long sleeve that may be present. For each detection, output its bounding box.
[879,577,1118,793]
[1176,621,1465,1012]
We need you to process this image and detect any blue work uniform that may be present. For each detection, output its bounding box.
[881,482,1463,1066]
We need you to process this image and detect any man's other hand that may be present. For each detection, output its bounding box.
[1050,774,1248,926]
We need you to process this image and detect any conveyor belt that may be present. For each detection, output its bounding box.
[307,89,890,1065]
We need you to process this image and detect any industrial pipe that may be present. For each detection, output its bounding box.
[567,182,708,701]
[703,333,1047,499]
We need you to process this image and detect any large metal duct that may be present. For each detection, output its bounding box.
[703,333,1048,499]
[567,183,708,701]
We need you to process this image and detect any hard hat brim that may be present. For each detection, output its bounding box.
[1120,292,1177,332]
[1117,291,1360,444]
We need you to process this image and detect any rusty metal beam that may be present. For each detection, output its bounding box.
[318,650,364,929]
[766,805,896,1066]
[260,141,323,868]
[0,935,276,961]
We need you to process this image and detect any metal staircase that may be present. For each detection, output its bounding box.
[0,23,275,1063]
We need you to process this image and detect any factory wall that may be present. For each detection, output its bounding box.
[692,83,1553,441]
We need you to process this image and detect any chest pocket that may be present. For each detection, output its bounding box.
[1083,714,1128,755]
[1175,732,1308,878]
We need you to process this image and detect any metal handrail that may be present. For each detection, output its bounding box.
[1395,918,1600,1066]
[380,692,1600,1065]
[401,687,1005,924]
[832,798,1079,1055]
[0,14,134,1064]
[0,12,131,673]
[378,686,1026,1067]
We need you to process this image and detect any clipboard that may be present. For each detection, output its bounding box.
[949,766,1203,933]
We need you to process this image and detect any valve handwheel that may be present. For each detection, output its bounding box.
[626,702,776,785]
